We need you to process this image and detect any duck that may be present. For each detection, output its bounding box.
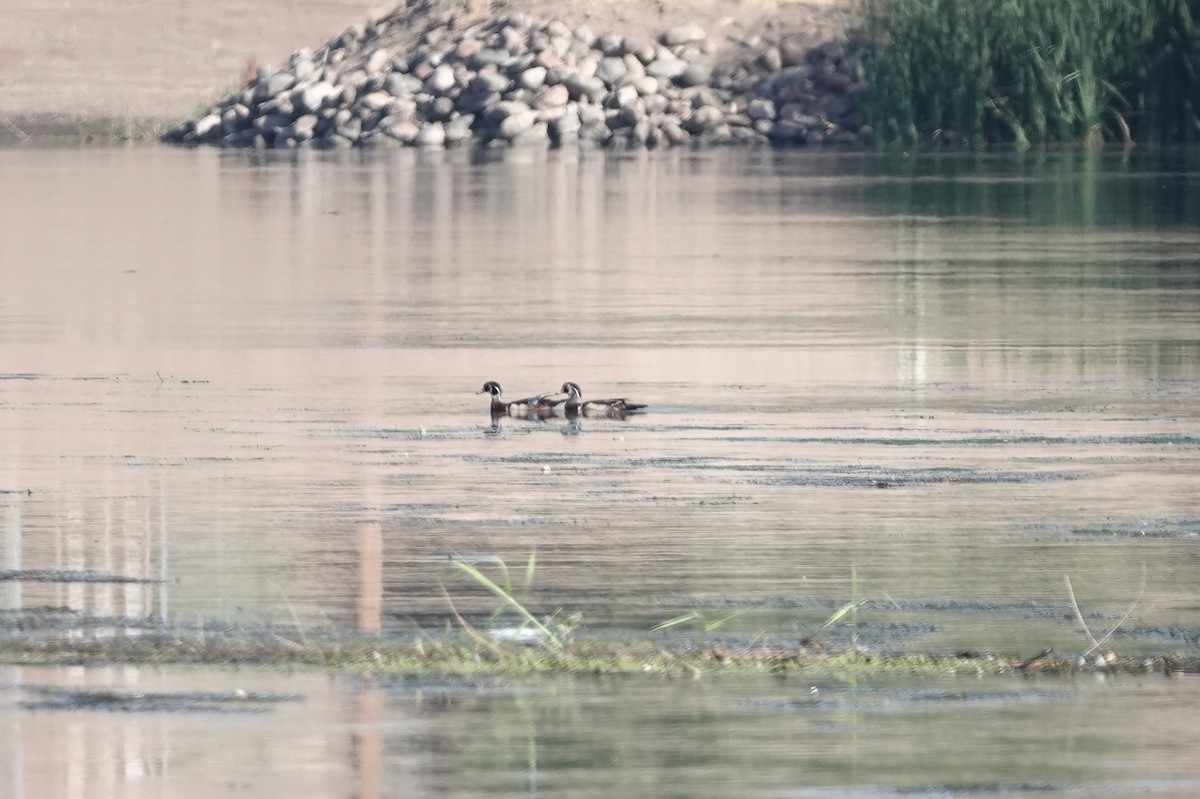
[477,381,564,417]
[558,382,647,417]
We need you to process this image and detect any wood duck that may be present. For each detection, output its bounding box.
[478,381,564,416]
[559,382,647,417]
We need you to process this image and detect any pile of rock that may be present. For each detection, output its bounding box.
[163,10,865,149]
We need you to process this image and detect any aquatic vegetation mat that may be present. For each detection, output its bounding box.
[0,609,1196,679]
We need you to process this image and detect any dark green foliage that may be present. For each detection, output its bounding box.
[859,0,1200,146]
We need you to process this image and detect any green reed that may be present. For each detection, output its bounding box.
[858,0,1200,146]
[446,553,578,653]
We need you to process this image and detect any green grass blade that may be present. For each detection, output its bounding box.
[452,560,562,652]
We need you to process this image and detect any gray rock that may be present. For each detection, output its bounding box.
[548,107,581,142]
[293,59,316,83]
[487,100,533,121]
[499,25,525,54]
[578,119,611,144]
[413,122,446,147]
[410,59,435,80]
[815,40,845,62]
[506,11,532,28]
[455,38,483,61]
[780,107,822,129]
[287,114,319,141]
[220,106,247,136]
[336,116,362,142]
[683,105,723,134]
[608,83,638,108]
[471,48,512,68]
[676,63,711,88]
[662,23,706,47]
[574,55,599,80]
[577,104,606,126]
[563,74,605,102]
[510,121,548,145]
[627,38,657,65]
[534,83,570,109]
[257,71,296,102]
[385,72,423,97]
[334,82,356,107]
[253,112,294,133]
[340,69,368,90]
[660,121,690,145]
[779,38,807,68]
[366,48,390,74]
[455,89,501,114]
[424,64,456,95]
[632,75,661,96]
[597,32,624,56]
[817,69,854,93]
[498,109,539,139]
[747,98,777,121]
[323,132,355,148]
[194,113,222,139]
[444,116,474,144]
[615,98,646,127]
[470,69,510,94]
[573,25,595,46]
[534,49,560,69]
[768,119,807,143]
[645,53,686,80]
[359,90,393,111]
[630,117,653,145]
[426,96,456,121]
[765,65,815,103]
[621,53,646,78]
[595,56,627,86]
[643,94,669,115]
[507,88,538,107]
[260,93,296,119]
[519,66,547,90]
[297,82,335,114]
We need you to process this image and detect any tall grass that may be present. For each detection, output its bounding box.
[858,0,1200,146]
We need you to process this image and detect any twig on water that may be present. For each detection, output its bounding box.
[1064,567,1147,656]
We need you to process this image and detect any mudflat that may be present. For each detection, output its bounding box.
[0,0,846,138]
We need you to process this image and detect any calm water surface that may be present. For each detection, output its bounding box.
[1,144,1198,796]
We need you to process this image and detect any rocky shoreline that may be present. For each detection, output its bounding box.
[163,4,866,150]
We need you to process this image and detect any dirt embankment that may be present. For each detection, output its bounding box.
[0,0,850,141]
